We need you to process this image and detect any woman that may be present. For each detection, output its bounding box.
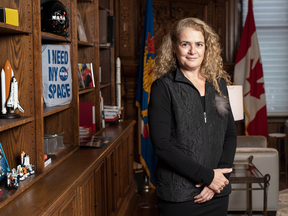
[148,18,237,215]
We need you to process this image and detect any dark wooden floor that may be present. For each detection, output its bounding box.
[132,157,288,216]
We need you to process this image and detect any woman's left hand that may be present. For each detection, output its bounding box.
[194,184,215,203]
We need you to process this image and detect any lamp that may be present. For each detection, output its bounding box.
[227,85,244,121]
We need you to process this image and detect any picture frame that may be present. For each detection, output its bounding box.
[78,63,95,88]
[77,9,88,42]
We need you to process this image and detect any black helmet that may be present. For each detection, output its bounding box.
[41,0,69,36]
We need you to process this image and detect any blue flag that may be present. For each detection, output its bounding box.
[136,0,157,188]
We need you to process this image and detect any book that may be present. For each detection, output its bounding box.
[78,66,85,89]
[0,143,10,181]
[105,115,118,122]
[79,102,93,129]
[80,135,113,148]
[79,126,92,136]
[44,157,52,167]
[78,63,95,88]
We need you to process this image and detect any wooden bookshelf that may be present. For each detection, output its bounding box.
[0,0,116,208]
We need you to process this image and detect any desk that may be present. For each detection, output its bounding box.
[230,156,270,216]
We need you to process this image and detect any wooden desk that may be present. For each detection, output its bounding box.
[230,156,270,216]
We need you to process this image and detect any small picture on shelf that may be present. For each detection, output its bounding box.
[78,63,95,88]
[80,136,113,148]
[78,66,85,89]
[77,9,88,42]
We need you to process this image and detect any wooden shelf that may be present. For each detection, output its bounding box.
[44,144,79,172]
[43,105,71,117]
[78,40,94,47]
[0,22,31,34]
[99,4,110,12]
[77,0,93,2]
[100,44,111,49]
[0,144,78,209]
[41,32,71,42]
[0,116,35,132]
[100,83,111,89]
[78,88,95,95]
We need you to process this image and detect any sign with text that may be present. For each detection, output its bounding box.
[42,44,72,107]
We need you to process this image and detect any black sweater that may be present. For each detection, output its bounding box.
[148,68,237,202]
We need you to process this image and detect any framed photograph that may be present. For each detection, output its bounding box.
[77,9,88,42]
[78,63,95,88]
[80,136,113,148]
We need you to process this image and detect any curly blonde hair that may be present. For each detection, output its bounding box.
[154,17,231,95]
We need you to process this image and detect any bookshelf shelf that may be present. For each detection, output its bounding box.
[44,145,79,171]
[100,83,111,89]
[99,4,110,12]
[78,88,95,95]
[41,32,71,42]
[78,40,94,47]
[0,23,31,34]
[0,116,35,132]
[43,105,71,117]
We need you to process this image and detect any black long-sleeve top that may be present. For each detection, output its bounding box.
[148,76,237,189]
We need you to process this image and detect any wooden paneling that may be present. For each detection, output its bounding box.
[95,161,106,216]
[78,173,95,216]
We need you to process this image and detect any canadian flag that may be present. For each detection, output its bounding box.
[234,0,268,139]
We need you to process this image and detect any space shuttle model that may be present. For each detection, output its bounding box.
[6,77,24,113]
[1,60,24,117]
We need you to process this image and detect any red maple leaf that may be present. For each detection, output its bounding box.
[146,32,155,54]
[245,59,265,99]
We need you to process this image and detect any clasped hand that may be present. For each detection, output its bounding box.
[194,168,232,203]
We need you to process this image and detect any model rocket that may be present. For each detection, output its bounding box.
[4,60,12,101]
[116,57,121,109]
[6,76,24,113]
[1,69,7,114]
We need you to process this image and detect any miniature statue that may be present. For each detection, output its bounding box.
[7,169,19,190]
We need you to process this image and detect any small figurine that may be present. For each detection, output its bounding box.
[26,164,35,175]
[17,165,25,181]
[20,151,35,178]
[0,165,5,178]
[7,169,19,190]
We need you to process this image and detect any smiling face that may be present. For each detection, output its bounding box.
[173,27,205,74]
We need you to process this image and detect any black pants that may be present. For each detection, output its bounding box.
[157,195,229,216]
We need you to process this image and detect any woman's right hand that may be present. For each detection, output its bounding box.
[208,168,232,193]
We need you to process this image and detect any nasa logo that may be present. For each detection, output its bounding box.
[59,67,69,81]
[50,11,66,26]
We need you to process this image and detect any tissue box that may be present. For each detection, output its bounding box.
[44,133,65,155]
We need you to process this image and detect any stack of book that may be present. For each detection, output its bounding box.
[104,105,123,122]
[79,126,92,136]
